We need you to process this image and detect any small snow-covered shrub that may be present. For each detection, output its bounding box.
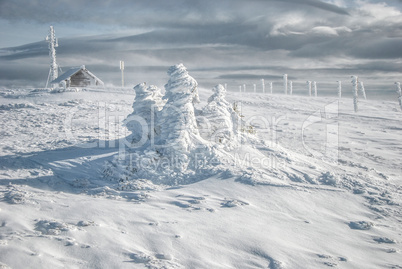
[124,83,164,145]
[198,84,241,149]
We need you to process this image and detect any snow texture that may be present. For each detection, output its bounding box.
[0,65,401,269]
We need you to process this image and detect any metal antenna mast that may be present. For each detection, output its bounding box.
[45,26,58,88]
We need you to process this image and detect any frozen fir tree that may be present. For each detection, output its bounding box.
[351,76,359,112]
[157,63,204,171]
[313,81,317,97]
[337,81,342,98]
[396,82,402,111]
[199,84,241,149]
[359,81,367,100]
[124,82,164,145]
[307,81,312,97]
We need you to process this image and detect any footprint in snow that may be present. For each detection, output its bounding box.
[317,254,347,267]
[348,221,374,230]
[221,199,249,208]
[373,237,396,244]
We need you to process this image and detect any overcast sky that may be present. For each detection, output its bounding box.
[0,0,401,93]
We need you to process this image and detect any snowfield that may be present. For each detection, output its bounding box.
[0,71,401,268]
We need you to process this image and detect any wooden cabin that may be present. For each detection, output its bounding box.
[51,65,104,88]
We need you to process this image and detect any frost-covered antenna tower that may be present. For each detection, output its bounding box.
[45,26,58,88]
[337,81,342,98]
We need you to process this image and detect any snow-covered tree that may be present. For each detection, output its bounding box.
[199,84,241,149]
[337,81,342,98]
[396,82,402,111]
[157,64,203,170]
[359,81,367,100]
[253,84,256,93]
[351,76,359,112]
[307,81,312,97]
[283,74,288,95]
[270,82,273,94]
[124,82,164,146]
[289,80,293,95]
[313,81,317,97]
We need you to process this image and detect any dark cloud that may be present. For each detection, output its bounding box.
[0,0,401,88]
[271,0,349,15]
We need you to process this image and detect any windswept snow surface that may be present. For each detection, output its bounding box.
[0,83,401,268]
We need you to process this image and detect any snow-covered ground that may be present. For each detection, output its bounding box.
[0,82,401,268]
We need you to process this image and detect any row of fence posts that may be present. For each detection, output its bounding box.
[225,75,401,112]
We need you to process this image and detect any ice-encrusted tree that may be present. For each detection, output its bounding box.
[337,81,342,98]
[198,84,241,149]
[283,74,288,95]
[359,81,367,100]
[351,76,359,112]
[253,84,256,93]
[313,81,317,97]
[157,64,204,170]
[124,82,164,145]
[396,82,402,110]
[270,82,273,94]
[289,80,293,95]
[307,81,312,97]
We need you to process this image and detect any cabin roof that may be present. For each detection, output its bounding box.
[51,65,104,85]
